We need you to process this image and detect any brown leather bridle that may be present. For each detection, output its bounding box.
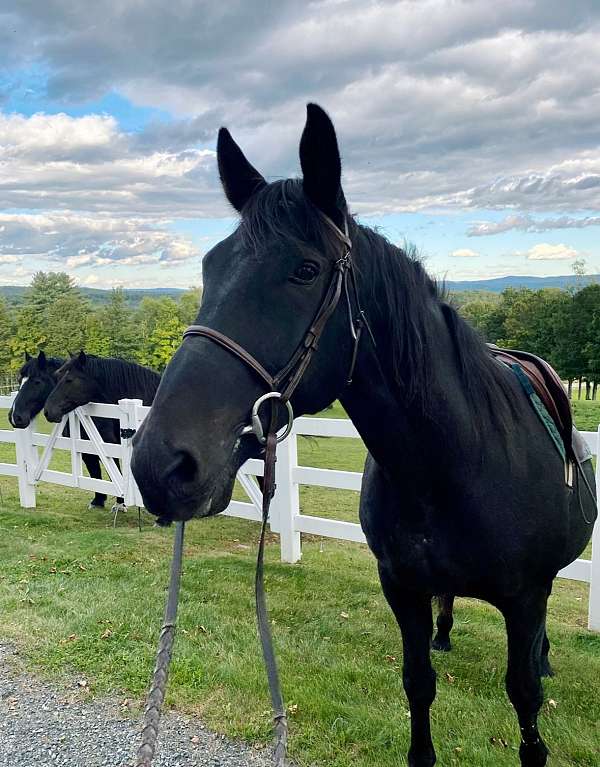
[137,214,373,767]
[182,213,372,443]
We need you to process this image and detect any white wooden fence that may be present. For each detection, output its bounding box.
[1,394,598,631]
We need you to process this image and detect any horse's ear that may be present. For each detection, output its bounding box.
[299,103,346,222]
[217,128,266,213]
[37,350,46,369]
[75,351,87,368]
[25,351,31,361]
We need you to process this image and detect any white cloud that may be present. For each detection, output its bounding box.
[468,214,600,236]
[524,243,579,260]
[0,112,219,219]
[0,212,201,268]
[450,248,479,258]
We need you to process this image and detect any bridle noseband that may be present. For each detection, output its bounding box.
[182,213,372,444]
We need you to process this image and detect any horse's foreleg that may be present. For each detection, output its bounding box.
[432,594,454,652]
[379,565,437,767]
[82,453,106,508]
[112,457,125,508]
[539,629,554,678]
[502,590,549,767]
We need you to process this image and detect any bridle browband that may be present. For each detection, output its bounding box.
[137,213,374,767]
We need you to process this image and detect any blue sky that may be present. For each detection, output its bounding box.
[2,1,600,289]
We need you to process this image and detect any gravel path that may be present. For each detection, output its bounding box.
[0,644,271,767]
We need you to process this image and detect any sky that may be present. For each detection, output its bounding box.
[2,0,600,289]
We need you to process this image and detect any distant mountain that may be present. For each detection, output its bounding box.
[0,285,187,308]
[444,274,599,292]
[0,274,597,307]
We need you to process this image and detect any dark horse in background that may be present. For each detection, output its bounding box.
[131,105,596,766]
[43,352,161,511]
[44,352,160,439]
[9,351,122,510]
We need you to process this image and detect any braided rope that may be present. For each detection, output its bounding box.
[136,521,185,767]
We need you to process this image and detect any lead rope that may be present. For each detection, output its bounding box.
[256,424,288,765]
[136,520,186,767]
[136,430,288,767]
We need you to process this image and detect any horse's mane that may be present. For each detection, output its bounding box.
[239,179,513,430]
[63,356,161,405]
[240,178,342,257]
[360,225,514,429]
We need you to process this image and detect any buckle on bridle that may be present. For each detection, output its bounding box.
[336,249,352,270]
[241,391,294,444]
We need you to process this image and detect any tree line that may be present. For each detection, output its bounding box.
[459,283,600,398]
[0,272,201,376]
[3,272,599,399]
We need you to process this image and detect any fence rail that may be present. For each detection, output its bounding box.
[0,395,598,631]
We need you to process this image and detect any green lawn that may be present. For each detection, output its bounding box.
[0,403,598,766]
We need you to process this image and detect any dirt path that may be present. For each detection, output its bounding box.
[0,644,270,767]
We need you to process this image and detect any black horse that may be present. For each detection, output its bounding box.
[44,351,160,420]
[130,105,596,766]
[43,352,161,511]
[9,351,121,509]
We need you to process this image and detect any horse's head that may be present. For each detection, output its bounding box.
[44,351,103,422]
[9,352,61,428]
[132,104,359,524]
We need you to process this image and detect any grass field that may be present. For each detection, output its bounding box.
[0,402,598,766]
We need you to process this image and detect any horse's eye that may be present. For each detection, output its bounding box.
[291,260,320,284]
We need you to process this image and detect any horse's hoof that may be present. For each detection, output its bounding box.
[408,747,436,767]
[111,503,127,514]
[519,739,548,766]
[431,635,452,652]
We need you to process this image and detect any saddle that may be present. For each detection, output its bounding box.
[487,344,574,459]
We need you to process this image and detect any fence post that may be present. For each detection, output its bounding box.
[588,425,600,631]
[118,398,144,507]
[14,420,37,508]
[271,429,302,563]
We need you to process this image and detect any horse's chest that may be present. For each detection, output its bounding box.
[358,461,482,591]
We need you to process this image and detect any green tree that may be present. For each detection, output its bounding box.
[84,312,111,357]
[45,292,90,357]
[144,314,185,370]
[178,287,202,325]
[10,304,48,368]
[28,271,76,312]
[459,299,499,339]
[8,272,81,368]
[137,297,185,370]
[96,289,140,359]
[0,298,15,372]
[496,288,569,364]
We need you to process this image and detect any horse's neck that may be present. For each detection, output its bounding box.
[339,280,462,475]
[97,363,158,404]
[92,364,129,404]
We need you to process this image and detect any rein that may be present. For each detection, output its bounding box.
[137,213,372,767]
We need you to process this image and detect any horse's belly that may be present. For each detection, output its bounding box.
[358,456,577,597]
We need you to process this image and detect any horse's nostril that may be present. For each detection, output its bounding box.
[171,450,199,487]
